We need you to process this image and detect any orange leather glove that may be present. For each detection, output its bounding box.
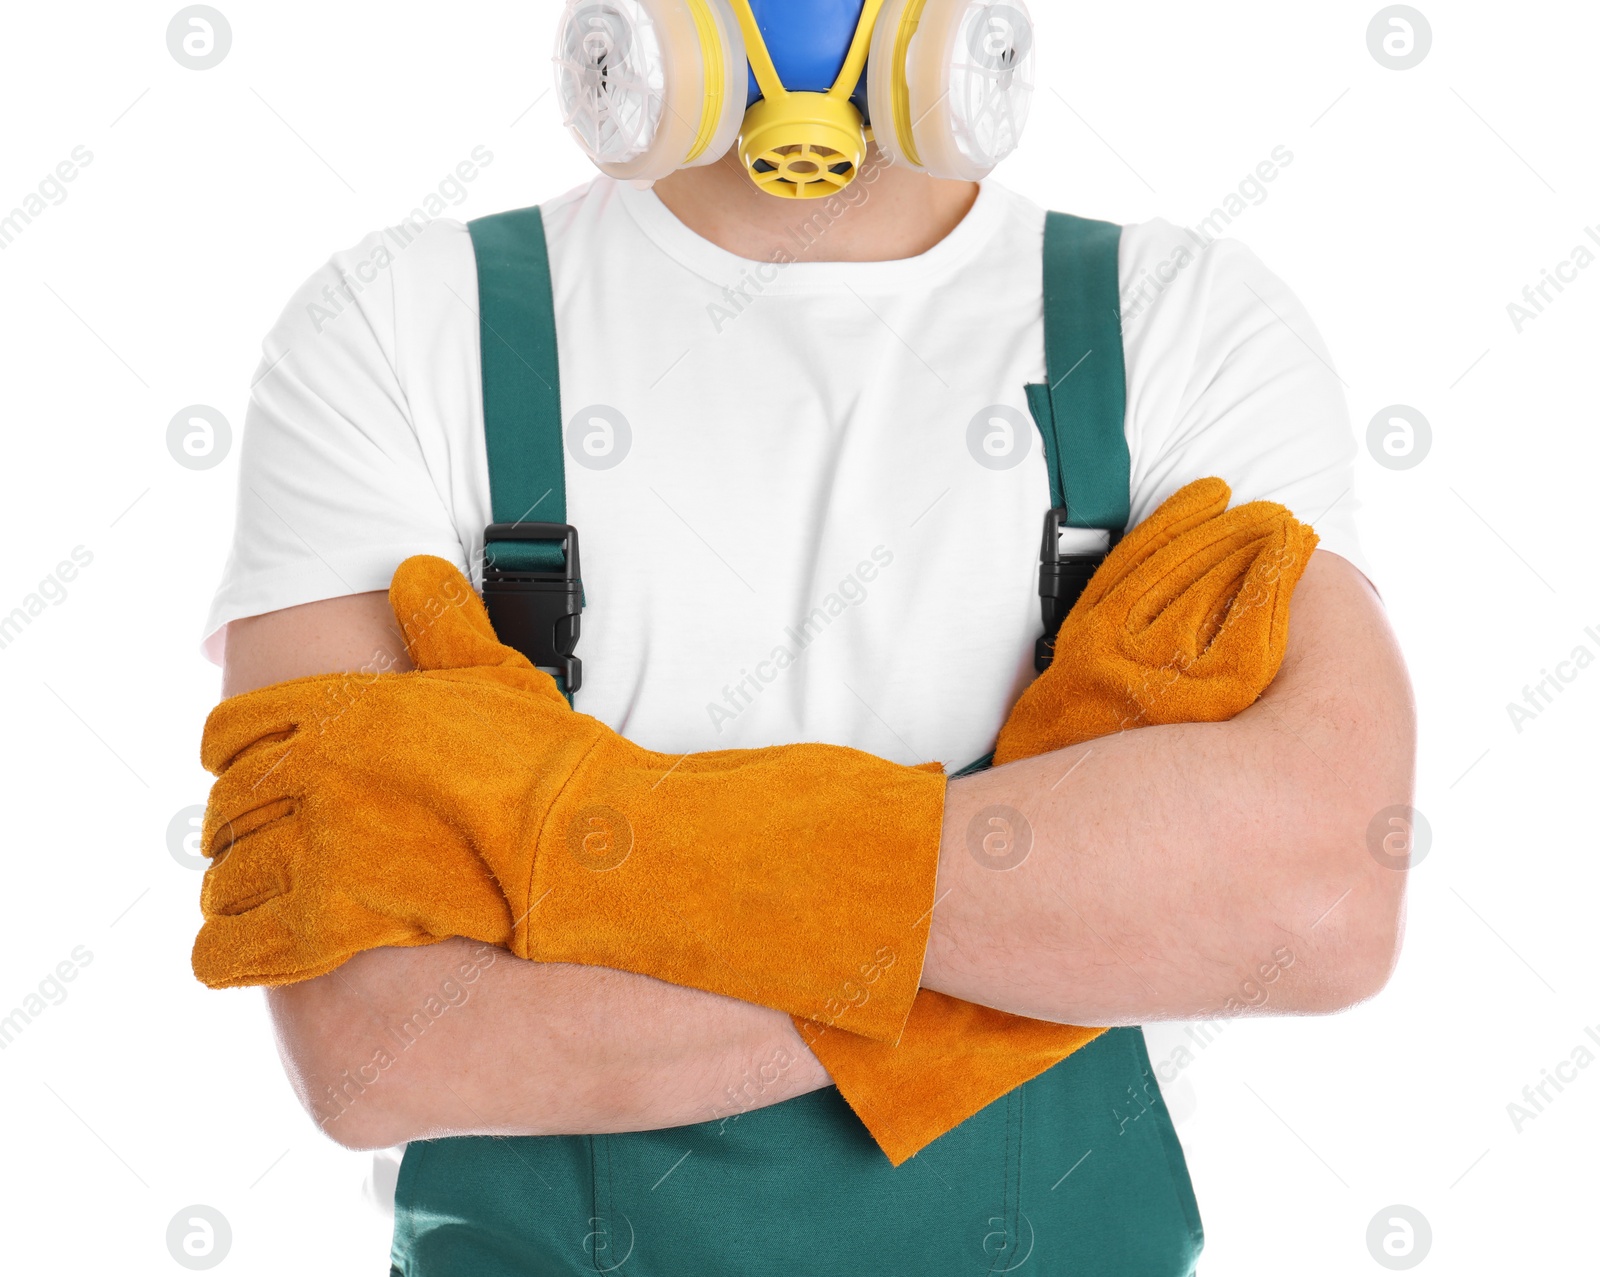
[194,555,945,1045]
[803,477,1320,1163]
[992,475,1320,765]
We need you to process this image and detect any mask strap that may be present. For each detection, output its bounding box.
[728,0,787,101]
[831,0,888,98]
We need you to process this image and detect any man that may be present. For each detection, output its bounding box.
[200,3,1413,1271]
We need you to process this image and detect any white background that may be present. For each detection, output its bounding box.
[1,0,1596,1273]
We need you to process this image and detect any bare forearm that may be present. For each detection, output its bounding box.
[922,552,1414,1024]
[269,938,829,1149]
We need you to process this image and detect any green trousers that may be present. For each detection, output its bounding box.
[390,1026,1202,1275]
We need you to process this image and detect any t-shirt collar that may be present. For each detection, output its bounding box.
[614,173,1007,293]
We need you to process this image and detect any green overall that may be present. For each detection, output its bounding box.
[388,208,1204,1276]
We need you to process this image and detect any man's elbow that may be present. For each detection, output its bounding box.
[1278,702,1414,1009]
[1281,800,1410,1015]
[266,978,413,1152]
[1250,545,1416,1014]
[1312,884,1404,1013]
[311,1081,408,1152]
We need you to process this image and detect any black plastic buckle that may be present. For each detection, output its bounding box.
[1034,507,1120,673]
[482,522,583,693]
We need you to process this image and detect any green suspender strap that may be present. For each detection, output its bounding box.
[467,205,584,701]
[952,211,1133,780]
[1027,211,1132,528]
[1024,210,1132,671]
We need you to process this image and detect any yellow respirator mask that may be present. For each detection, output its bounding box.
[553,0,1036,198]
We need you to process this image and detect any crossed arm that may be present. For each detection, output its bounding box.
[232,550,1413,1150]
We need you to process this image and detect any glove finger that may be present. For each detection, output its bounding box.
[1112,499,1294,630]
[1128,507,1283,629]
[203,731,300,819]
[391,555,535,675]
[192,894,303,988]
[1059,508,1268,662]
[191,892,432,989]
[200,674,348,775]
[1134,534,1269,669]
[1073,477,1232,615]
[200,800,296,914]
[1128,497,1289,597]
[1201,518,1318,668]
[1132,518,1317,718]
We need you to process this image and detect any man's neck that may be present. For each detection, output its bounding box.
[651,146,979,264]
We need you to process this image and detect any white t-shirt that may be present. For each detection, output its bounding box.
[205,177,1368,770]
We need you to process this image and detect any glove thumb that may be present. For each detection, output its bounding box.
[388,555,536,674]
